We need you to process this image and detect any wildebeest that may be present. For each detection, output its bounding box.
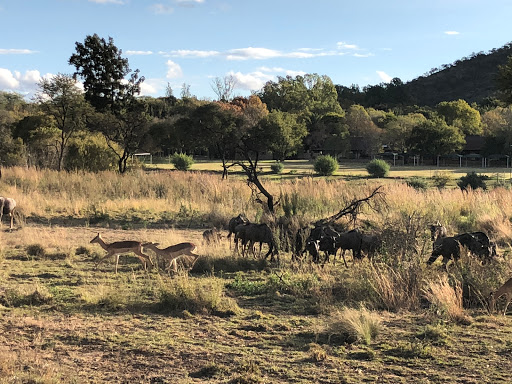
[335,229,363,267]
[293,226,312,262]
[242,223,278,262]
[427,236,462,267]
[429,223,495,264]
[0,197,16,229]
[360,232,381,259]
[202,227,223,244]
[227,214,250,249]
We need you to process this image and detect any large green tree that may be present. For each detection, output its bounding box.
[407,117,465,159]
[436,99,482,135]
[257,110,307,161]
[69,34,148,173]
[69,34,143,114]
[34,74,91,171]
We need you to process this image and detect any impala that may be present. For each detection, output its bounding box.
[490,277,512,316]
[143,242,200,273]
[90,233,153,274]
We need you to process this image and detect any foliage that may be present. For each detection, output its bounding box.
[437,99,482,135]
[432,171,451,189]
[313,155,338,176]
[64,132,118,172]
[407,177,428,190]
[35,74,91,171]
[407,116,465,156]
[366,159,390,178]
[457,172,487,191]
[270,161,284,174]
[170,152,194,171]
[69,33,143,114]
[259,110,307,160]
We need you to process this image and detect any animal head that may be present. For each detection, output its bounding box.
[90,233,102,244]
[430,222,445,241]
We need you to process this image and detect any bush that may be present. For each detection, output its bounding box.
[314,155,338,176]
[366,159,390,178]
[457,172,487,191]
[171,153,194,171]
[65,133,117,172]
[270,161,284,174]
[407,177,428,190]
[432,171,451,189]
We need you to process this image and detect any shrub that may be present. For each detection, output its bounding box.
[270,161,284,174]
[457,172,487,191]
[366,159,390,178]
[407,177,428,190]
[314,155,338,176]
[432,171,451,189]
[65,133,117,172]
[171,153,194,171]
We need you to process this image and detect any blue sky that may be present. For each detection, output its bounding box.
[1,0,511,100]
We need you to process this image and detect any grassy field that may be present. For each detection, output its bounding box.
[144,158,512,186]
[1,167,512,383]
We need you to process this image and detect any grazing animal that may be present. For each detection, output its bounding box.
[227,214,250,246]
[490,277,512,316]
[292,226,312,262]
[430,222,448,250]
[304,238,321,263]
[360,232,381,259]
[242,223,278,261]
[233,223,251,256]
[202,228,223,244]
[0,197,16,229]
[335,229,363,267]
[143,242,199,273]
[427,237,462,267]
[453,232,491,262]
[90,233,153,274]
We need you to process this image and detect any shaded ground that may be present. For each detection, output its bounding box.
[1,226,512,383]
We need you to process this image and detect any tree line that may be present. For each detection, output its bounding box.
[2,34,512,178]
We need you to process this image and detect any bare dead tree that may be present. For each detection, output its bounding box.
[211,75,237,102]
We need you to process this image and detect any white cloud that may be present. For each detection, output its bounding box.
[0,68,50,98]
[228,71,274,91]
[444,31,460,35]
[176,0,204,7]
[139,81,158,96]
[229,67,307,91]
[353,53,374,58]
[226,47,323,61]
[0,49,37,55]
[376,71,392,83]
[257,67,306,77]
[89,0,125,4]
[169,49,219,58]
[151,4,174,14]
[337,42,359,50]
[166,60,183,79]
[126,50,153,55]
[227,47,281,61]
[0,68,20,89]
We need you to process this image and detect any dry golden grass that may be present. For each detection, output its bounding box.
[423,275,471,324]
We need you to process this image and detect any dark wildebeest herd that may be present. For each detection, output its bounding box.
[206,215,499,270]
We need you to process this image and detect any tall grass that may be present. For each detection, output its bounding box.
[422,275,471,324]
[2,167,512,245]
